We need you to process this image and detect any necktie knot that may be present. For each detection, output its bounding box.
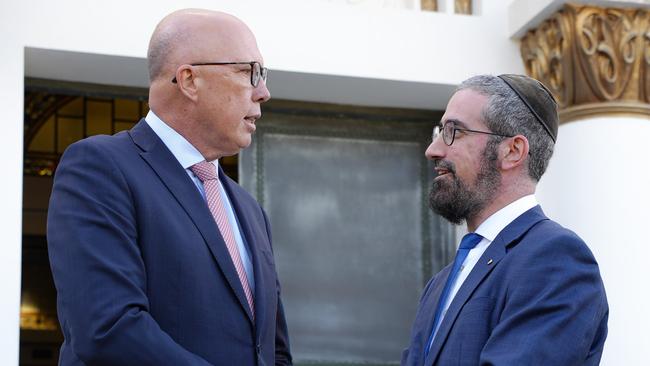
[191,161,217,182]
[459,232,483,250]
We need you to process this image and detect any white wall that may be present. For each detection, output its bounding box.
[16,0,523,109]
[537,116,650,365]
[0,0,523,364]
[0,10,24,365]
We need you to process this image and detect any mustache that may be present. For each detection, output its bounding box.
[434,160,456,175]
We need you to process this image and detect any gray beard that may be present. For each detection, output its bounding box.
[428,139,501,225]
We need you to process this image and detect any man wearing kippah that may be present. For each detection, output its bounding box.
[401,74,608,365]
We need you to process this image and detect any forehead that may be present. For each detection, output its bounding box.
[197,20,263,62]
[441,89,489,129]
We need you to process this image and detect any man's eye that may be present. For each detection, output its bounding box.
[456,129,469,136]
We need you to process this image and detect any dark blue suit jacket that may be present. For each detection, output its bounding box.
[47,120,292,365]
[402,206,608,366]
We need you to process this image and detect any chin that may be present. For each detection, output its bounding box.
[239,133,253,148]
[239,139,252,150]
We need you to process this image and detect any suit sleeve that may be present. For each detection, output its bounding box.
[261,209,293,366]
[47,140,213,366]
[479,232,608,366]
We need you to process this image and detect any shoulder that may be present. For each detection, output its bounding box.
[63,131,133,158]
[498,215,607,306]
[54,132,139,195]
[501,217,604,294]
[519,218,596,262]
[56,131,142,182]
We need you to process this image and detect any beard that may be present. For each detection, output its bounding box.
[428,139,502,225]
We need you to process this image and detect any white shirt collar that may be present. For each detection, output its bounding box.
[475,195,538,241]
[144,110,219,172]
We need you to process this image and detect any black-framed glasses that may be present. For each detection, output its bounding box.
[433,121,513,146]
[171,61,268,87]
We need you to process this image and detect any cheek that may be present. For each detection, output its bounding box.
[222,93,251,113]
[453,154,481,181]
[466,160,486,184]
[203,88,253,123]
[210,102,238,120]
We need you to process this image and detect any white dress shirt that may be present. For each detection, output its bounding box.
[144,111,255,292]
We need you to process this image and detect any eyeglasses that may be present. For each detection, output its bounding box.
[171,61,268,87]
[433,121,513,146]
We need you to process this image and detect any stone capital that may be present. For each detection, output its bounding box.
[520,4,650,121]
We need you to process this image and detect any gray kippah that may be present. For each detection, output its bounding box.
[497,74,559,142]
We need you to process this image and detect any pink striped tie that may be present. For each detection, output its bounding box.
[191,161,255,317]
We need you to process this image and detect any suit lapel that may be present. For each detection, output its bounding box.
[426,205,549,365]
[425,240,506,365]
[219,168,269,332]
[128,120,254,322]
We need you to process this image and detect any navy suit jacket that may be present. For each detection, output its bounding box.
[402,206,608,366]
[47,120,292,365]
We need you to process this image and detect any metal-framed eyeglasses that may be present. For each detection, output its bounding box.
[171,61,268,87]
[433,121,514,146]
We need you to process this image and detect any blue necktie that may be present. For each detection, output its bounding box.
[424,232,483,359]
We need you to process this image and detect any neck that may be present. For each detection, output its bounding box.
[465,178,535,232]
[150,95,224,161]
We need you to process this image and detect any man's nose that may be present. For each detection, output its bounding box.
[425,134,446,161]
[253,78,271,103]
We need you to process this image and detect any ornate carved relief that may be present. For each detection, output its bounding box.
[421,0,437,12]
[455,0,472,15]
[521,11,574,108]
[644,23,650,102]
[521,4,650,119]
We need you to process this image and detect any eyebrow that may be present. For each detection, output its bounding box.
[442,118,469,129]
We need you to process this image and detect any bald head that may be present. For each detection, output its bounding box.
[147,9,258,83]
[146,9,270,161]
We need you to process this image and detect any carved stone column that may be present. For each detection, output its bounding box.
[518,4,650,365]
[520,4,650,121]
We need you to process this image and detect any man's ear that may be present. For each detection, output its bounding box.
[500,135,529,171]
[175,65,199,102]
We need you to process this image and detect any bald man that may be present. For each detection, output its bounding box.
[47,9,292,365]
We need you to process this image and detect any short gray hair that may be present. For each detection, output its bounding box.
[457,75,555,182]
[147,26,185,82]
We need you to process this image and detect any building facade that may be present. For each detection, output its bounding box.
[1,0,648,364]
